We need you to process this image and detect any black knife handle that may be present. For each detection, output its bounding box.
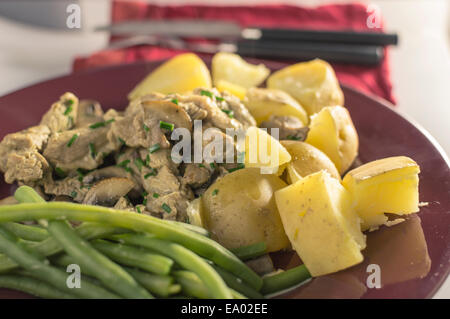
[236,40,384,65]
[251,28,398,46]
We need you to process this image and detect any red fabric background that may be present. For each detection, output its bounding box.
[73,1,395,104]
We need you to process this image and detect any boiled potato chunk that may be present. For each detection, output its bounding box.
[305,106,358,175]
[285,163,303,184]
[280,141,340,183]
[202,168,290,252]
[342,156,420,231]
[215,80,246,100]
[275,171,366,276]
[186,198,204,228]
[212,52,270,88]
[245,127,291,175]
[244,88,308,126]
[128,53,211,100]
[267,59,344,115]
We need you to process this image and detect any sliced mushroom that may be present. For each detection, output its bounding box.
[245,255,275,276]
[260,115,309,141]
[84,166,136,183]
[76,100,104,127]
[83,177,135,206]
[141,100,193,148]
[84,165,143,197]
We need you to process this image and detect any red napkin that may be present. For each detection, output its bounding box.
[73,1,395,104]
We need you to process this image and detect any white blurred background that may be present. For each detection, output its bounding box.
[0,0,449,297]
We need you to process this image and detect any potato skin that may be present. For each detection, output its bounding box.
[280,140,340,182]
[201,168,290,252]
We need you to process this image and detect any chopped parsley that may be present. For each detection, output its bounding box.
[221,109,234,118]
[89,118,115,129]
[64,99,74,108]
[286,135,302,141]
[70,191,77,198]
[159,121,174,131]
[144,168,157,179]
[161,203,172,214]
[67,134,79,147]
[135,158,145,172]
[200,90,214,99]
[149,143,161,154]
[117,159,134,174]
[64,104,73,116]
[209,162,216,170]
[89,143,96,159]
[145,154,150,166]
[55,167,66,178]
[118,137,126,146]
[171,98,179,105]
[198,164,205,168]
[117,159,131,168]
[215,96,225,102]
[76,168,85,182]
[152,193,160,198]
[143,124,150,132]
[142,191,148,206]
[136,206,142,214]
[212,189,219,196]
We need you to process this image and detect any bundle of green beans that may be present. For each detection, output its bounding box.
[0,186,311,299]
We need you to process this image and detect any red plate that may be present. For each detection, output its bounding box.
[0,59,448,299]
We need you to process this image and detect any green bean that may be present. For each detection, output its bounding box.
[47,220,152,299]
[173,270,210,299]
[231,242,267,261]
[91,239,173,275]
[53,254,178,298]
[230,289,247,299]
[16,186,208,237]
[13,185,48,227]
[1,222,49,242]
[0,274,77,299]
[173,270,247,299]
[0,188,127,274]
[211,264,264,299]
[0,223,126,274]
[261,264,311,295]
[14,186,46,204]
[126,267,180,297]
[0,226,119,299]
[109,233,232,299]
[167,220,210,237]
[0,200,262,290]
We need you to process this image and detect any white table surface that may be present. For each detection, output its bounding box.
[0,0,448,298]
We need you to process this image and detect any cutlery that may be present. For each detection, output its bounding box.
[96,20,398,46]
